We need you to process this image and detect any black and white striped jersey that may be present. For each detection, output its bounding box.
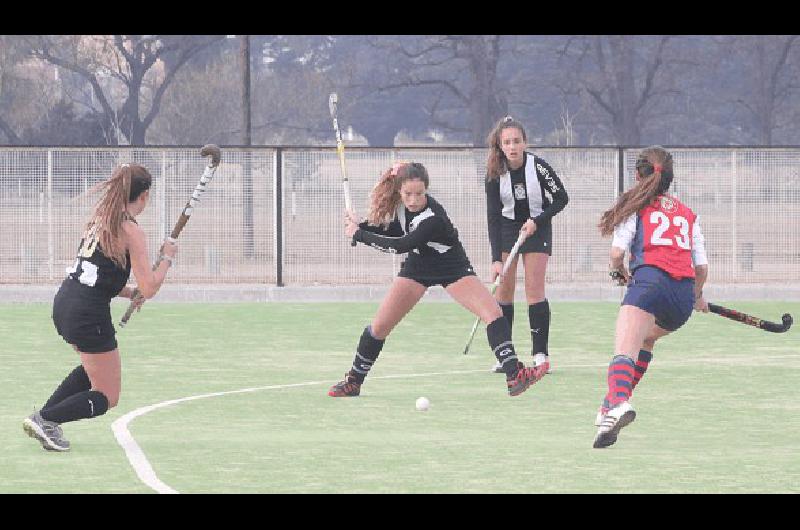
[64,224,131,300]
[486,152,569,262]
[353,195,472,275]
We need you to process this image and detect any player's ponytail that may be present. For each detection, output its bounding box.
[88,163,152,268]
[367,162,430,227]
[598,146,674,237]
[486,116,527,181]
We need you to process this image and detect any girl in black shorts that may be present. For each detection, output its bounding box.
[23,163,177,452]
[328,162,539,398]
[485,117,569,378]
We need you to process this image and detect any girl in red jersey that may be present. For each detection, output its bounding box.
[592,146,709,449]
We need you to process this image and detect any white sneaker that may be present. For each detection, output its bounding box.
[23,412,70,452]
[593,401,636,449]
[594,409,606,427]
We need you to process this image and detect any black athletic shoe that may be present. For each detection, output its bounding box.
[328,372,361,397]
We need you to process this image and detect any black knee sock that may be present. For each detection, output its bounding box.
[528,300,551,359]
[486,317,519,378]
[40,390,109,424]
[43,365,92,410]
[349,326,385,384]
[499,302,514,332]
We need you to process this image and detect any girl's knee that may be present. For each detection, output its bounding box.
[92,388,120,409]
[369,323,391,341]
[483,306,503,324]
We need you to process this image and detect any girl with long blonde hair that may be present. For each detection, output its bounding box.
[23,163,177,452]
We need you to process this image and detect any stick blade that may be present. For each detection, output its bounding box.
[200,144,221,167]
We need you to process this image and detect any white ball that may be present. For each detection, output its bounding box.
[415,397,430,412]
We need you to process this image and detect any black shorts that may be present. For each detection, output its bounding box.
[52,280,118,353]
[398,257,477,288]
[501,217,552,256]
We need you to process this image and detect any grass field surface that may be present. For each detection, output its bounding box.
[2,300,798,493]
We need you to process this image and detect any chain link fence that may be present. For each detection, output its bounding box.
[1,146,798,289]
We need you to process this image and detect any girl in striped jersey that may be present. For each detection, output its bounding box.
[328,162,540,398]
[485,117,569,377]
[593,146,709,449]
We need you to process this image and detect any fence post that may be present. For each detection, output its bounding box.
[275,148,284,287]
[731,150,738,278]
[617,147,625,196]
[160,150,167,239]
[47,149,53,280]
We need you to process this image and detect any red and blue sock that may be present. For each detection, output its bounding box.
[604,355,636,408]
[601,349,652,413]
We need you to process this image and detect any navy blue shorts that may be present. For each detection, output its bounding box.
[622,266,695,331]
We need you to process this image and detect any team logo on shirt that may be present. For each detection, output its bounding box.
[659,196,677,213]
[513,183,527,200]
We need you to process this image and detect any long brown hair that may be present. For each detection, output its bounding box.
[367,162,430,226]
[486,116,527,181]
[87,163,152,268]
[598,146,675,237]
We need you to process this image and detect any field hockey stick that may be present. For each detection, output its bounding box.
[462,231,527,355]
[609,269,629,286]
[328,93,357,246]
[119,144,222,328]
[707,303,793,333]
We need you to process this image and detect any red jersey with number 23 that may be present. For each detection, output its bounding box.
[629,195,697,280]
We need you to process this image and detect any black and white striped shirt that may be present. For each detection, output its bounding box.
[486,152,569,261]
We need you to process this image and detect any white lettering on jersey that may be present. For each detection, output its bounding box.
[537,163,560,193]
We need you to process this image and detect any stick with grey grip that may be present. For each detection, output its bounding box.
[119,144,222,327]
[462,232,527,355]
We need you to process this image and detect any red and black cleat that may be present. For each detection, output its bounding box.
[507,362,536,397]
[530,361,549,385]
[328,372,361,397]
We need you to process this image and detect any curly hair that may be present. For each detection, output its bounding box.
[367,162,430,226]
[598,146,674,237]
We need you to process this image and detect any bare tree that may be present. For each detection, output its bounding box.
[0,36,53,144]
[727,35,800,145]
[557,35,681,145]
[365,35,509,146]
[28,35,223,145]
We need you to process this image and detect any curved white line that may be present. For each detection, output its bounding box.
[111,380,328,494]
[112,355,799,494]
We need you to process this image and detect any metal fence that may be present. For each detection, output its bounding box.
[1,146,798,287]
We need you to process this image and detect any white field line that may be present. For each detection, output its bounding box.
[112,354,799,494]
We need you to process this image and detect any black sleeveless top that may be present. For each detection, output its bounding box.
[65,222,132,301]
